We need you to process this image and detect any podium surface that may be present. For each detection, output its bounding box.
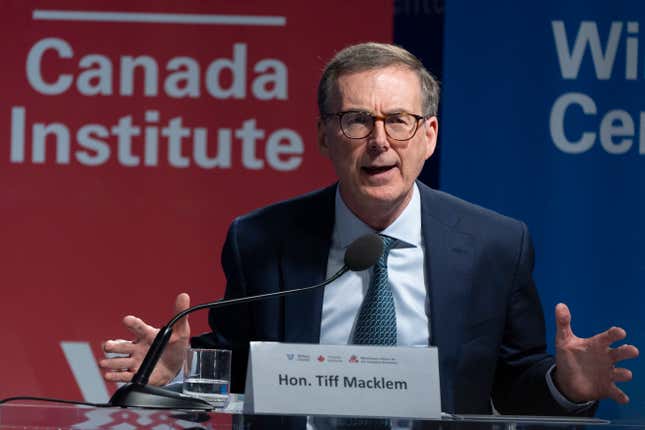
[0,401,640,430]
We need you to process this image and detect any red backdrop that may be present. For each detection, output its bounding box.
[0,0,392,400]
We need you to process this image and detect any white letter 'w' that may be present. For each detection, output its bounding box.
[61,342,111,403]
[552,20,622,80]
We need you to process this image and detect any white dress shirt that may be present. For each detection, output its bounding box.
[319,184,429,347]
[311,184,427,430]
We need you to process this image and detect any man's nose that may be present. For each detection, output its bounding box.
[367,120,390,151]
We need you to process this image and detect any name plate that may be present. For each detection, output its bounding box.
[244,342,441,419]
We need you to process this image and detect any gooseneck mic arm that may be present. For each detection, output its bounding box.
[109,233,383,409]
[131,265,351,387]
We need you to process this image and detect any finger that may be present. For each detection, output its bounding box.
[103,340,135,354]
[174,293,190,314]
[596,326,627,347]
[610,344,640,363]
[608,384,629,404]
[174,293,191,338]
[102,339,129,351]
[612,367,633,383]
[555,303,574,343]
[123,315,158,340]
[104,370,135,383]
[98,357,136,371]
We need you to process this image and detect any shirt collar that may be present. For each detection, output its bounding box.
[333,183,422,249]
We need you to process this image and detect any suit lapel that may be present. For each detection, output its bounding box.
[419,183,474,411]
[282,186,336,344]
[279,182,475,351]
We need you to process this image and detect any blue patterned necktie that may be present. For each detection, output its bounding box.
[353,234,398,345]
[337,235,397,430]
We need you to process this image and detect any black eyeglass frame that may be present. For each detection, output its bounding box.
[322,110,430,141]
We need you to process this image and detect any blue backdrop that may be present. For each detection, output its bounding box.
[431,0,645,419]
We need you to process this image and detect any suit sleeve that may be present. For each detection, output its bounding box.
[491,222,596,416]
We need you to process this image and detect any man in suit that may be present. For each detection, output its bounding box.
[101,42,637,416]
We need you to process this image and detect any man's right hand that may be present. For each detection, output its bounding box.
[100,293,191,387]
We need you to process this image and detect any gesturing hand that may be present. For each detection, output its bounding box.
[554,303,639,404]
[100,293,191,387]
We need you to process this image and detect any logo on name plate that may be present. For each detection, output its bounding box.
[317,355,325,362]
[349,355,359,363]
[286,353,294,360]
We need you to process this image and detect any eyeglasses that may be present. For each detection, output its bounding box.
[324,110,428,141]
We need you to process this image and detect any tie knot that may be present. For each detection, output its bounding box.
[379,235,397,258]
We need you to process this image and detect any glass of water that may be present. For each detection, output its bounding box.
[182,348,232,408]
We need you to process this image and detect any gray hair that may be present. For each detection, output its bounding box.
[317,42,440,117]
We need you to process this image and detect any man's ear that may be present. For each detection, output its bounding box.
[318,118,330,157]
[422,116,438,160]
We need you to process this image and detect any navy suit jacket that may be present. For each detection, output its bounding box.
[194,182,588,417]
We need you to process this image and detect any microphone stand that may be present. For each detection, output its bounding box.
[109,232,383,409]
[109,266,350,409]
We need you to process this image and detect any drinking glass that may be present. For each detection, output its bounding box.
[182,348,231,408]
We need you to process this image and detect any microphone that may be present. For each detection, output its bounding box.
[109,233,383,409]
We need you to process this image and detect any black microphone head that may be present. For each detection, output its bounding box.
[344,233,383,271]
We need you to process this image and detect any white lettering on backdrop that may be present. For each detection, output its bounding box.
[549,20,645,155]
[11,38,303,171]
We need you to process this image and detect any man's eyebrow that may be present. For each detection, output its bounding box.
[340,107,415,115]
[382,108,414,115]
[339,105,369,112]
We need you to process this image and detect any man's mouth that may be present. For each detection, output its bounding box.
[362,165,396,175]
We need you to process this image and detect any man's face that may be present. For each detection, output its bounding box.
[318,66,437,224]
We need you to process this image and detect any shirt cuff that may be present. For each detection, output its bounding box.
[162,370,185,393]
[170,368,184,385]
[545,364,596,412]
